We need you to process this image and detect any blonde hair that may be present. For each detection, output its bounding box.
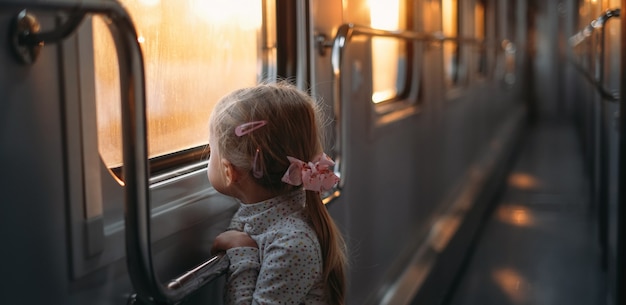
[209,82,347,304]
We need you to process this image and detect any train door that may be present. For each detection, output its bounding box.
[0,0,279,304]
[310,1,430,303]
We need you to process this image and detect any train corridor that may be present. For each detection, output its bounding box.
[445,120,606,305]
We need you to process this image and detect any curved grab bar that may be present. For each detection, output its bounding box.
[319,23,496,56]
[327,24,434,201]
[3,1,227,304]
[569,8,620,47]
[325,24,506,203]
[568,8,621,101]
[166,253,229,292]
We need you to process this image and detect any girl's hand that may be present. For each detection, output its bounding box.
[211,230,258,254]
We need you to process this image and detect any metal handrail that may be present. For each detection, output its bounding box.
[568,8,621,102]
[319,23,496,56]
[568,58,620,101]
[2,1,227,304]
[569,8,621,47]
[166,253,229,293]
[322,23,505,203]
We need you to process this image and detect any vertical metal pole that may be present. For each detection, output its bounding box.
[598,21,609,271]
[618,1,626,303]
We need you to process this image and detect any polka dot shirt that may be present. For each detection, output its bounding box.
[224,189,327,305]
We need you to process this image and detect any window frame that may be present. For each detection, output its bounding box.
[64,1,284,279]
[473,0,489,80]
[442,0,463,92]
[369,0,423,125]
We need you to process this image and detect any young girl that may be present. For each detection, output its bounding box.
[207,82,347,304]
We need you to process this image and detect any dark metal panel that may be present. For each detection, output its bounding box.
[0,9,69,305]
[617,1,626,304]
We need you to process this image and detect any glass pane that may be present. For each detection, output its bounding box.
[442,0,459,87]
[93,0,270,168]
[369,0,407,104]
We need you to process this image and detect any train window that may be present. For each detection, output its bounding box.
[93,0,275,172]
[68,0,275,278]
[474,0,488,78]
[369,0,410,104]
[442,0,461,88]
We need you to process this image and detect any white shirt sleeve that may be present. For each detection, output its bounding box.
[225,247,260,305]
[225,231,323,305]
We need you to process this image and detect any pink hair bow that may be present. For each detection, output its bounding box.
[281,153,340,192]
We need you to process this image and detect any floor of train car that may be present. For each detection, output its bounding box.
[444,119,606,305]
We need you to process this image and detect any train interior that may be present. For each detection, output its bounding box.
[0,0,624,304]
[439,2,624,305]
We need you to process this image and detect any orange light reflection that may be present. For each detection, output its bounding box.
[508,172,540,190]
[492,268,529,304]
[497,205,533,227]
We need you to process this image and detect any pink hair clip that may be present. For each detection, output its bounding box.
[252,148,263,178]
[281,153,340,192]
[235,120,267,137]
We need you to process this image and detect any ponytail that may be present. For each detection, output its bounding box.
[305,191,347,305]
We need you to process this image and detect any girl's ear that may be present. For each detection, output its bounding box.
[221,158,239,185]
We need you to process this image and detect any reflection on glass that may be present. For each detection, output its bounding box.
[475,0,487,76]
[369,0,406,103]
[93,0,267,168]
[442,0,459,87]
